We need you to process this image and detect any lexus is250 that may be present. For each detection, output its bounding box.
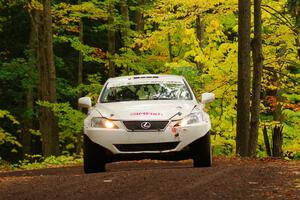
[78,74,215,173]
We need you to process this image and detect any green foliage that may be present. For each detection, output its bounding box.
[0,50,38,126]
[138,0,299,158]
[55,36,105,64]
[169,65,203,99]
[52,1,108,34]
[0,50,37,90]
[37,101,85,154]
[0,0,299,163]
[3,155,82,170]
[282,109,300,154]
[114,48,166,75]
[0,110,21,149]
[37,101,85,134]
[283,93,300,103]
[68,73,103,103]
[287,0,300,27]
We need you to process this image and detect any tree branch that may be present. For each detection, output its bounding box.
[261,5,298,36]
[263,66,299,85]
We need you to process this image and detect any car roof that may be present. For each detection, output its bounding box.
[106,74,185,83]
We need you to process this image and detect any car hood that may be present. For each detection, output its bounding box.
[94,100,197,120]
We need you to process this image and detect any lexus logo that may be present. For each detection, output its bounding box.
[141,122,151,129]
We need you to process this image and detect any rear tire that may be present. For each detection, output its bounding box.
[83,135,106,173]
[190,132,212,167]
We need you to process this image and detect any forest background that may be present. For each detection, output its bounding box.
[0,0,299,167]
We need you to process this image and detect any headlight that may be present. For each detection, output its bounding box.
[91,117,119,129]
[179,112,205,126]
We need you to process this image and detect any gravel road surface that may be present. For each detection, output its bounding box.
[0,158,299,200]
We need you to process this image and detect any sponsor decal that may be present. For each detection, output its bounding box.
[130,112,163,116]
[107,80,184,88]
[169,124,179,137]
[171,126,177,134]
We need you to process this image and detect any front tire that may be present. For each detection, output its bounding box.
[83,135,106,173]
[190,132,212,167]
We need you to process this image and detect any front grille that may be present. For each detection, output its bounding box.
[123,121,169,131]
[114,142,179,152]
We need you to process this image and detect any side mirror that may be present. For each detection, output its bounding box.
[78,97,92,108]
[201,93,215,104]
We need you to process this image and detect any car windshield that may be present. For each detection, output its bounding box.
[100,83,193,103]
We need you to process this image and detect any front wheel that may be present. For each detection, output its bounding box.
[83,135,106,173]
[190,132,212,167]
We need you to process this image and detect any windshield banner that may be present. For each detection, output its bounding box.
[107,80,184,88]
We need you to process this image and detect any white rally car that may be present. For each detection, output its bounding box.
[78,74,215,173]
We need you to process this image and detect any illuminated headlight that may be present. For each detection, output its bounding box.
[179,112,205,126]
[91,117,118,129]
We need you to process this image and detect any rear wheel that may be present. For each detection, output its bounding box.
[83,135,106,173]
[190,132,212,167]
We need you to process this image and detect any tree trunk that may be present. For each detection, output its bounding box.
[135,0,144,32]
[272,125,283,157]
[196,15,205,48]
[296,37,300,59]
[274,89,284,122]
[120,0,130,74]
[120,0,129,46]
[168,33,173,62]
[22,88,33,156]
[195,15,205,75]
[263,126,272,156]
[76,5,84,155]
[78,18,83,89]
[295,28,300,60]
[249,0,263,157]
[108,1,116,77]
[236,0,251,157]
[37,0,59,157]
[22,10,40,157]
[269,41,285,158]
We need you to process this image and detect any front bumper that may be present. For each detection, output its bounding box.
[84,121,211,154]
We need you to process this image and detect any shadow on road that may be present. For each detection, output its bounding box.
[0,160,214,177]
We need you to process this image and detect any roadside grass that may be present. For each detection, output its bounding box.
[0,155,82,171]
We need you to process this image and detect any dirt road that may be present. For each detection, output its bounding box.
[0,158,299,200]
